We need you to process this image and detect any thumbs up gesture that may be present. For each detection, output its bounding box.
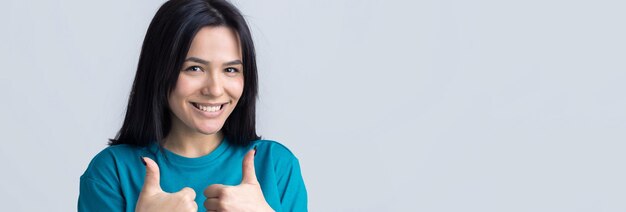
[136,157,198,212]
[203,148,274,212]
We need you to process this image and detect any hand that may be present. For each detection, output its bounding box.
[204,148,274,212]
[136,157,198,212]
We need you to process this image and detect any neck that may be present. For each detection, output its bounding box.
[163,124,224,158]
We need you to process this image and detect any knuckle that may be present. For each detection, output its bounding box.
[183,187,196,198]
[221,187,232,196]
[218,200,228,211]
[203,199,210,209]
[204,184,221,196]
[185,201,197,211]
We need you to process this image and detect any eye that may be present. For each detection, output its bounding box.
[225,67,240,73]
[186,66,203,72]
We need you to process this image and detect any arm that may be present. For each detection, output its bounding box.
[276,157,308,211]
[78,148,125,212]
[78,176,125,211]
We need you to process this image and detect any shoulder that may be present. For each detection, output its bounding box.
[86,144,145,167]
[250,139,300,161]
[81,144,147,182]
[247,139,303,175]
[250,139,307,206]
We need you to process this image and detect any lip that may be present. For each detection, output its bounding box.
[191,102,228,107]
[190,102,227,118]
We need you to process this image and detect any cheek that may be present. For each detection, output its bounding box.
[169,77,197,107]
[177,77,198,93]
[226,77,244,99]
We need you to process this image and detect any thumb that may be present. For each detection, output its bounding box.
[241,147,258,184]
[141,157,163,194]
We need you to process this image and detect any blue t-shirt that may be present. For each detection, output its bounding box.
[78,139,307,211]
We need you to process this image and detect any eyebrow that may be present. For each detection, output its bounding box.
[185,57,243,66]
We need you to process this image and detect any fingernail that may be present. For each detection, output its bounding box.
[253,146,257,156]
[140,156,146,166]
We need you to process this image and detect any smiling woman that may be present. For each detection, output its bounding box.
[77,0,307,211]
[166,27,245,156]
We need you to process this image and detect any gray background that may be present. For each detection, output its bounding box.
[1,0,625,211]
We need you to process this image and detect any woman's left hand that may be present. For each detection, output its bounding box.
[204,149,274,212]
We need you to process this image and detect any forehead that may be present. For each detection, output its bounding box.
[186,26,242,60]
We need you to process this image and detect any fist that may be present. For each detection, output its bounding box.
[203,148,274,212]
[136,157,198,212]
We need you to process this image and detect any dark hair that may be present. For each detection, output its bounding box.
[109,0,260,147]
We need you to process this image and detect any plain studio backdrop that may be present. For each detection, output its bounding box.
[1,0,625,211]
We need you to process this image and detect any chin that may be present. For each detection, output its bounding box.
[195,122,224,135]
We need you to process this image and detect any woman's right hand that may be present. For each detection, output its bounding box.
[136,157,198,212]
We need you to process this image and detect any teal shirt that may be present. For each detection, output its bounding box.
[78,139,307,211]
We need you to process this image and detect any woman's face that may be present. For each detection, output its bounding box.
[168,26,244,136]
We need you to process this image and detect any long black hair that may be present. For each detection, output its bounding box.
[109,0,260,147]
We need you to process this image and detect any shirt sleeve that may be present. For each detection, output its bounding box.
[78,176,125,211]
[276,157,308,211]
[78,147,126,211]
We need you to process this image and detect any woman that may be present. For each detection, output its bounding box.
[78,0,308,211]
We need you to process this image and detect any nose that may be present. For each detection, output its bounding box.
[201,71,224,97]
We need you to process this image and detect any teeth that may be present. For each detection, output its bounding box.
[194,103,221,112]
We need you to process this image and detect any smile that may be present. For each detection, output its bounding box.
[191,102,226,112]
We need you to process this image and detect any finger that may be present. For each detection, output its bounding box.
[141,157,163,194]
[204,184,227,198]
[175,187,197,200]
[203,197,221,211]
[241,147,258,184]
